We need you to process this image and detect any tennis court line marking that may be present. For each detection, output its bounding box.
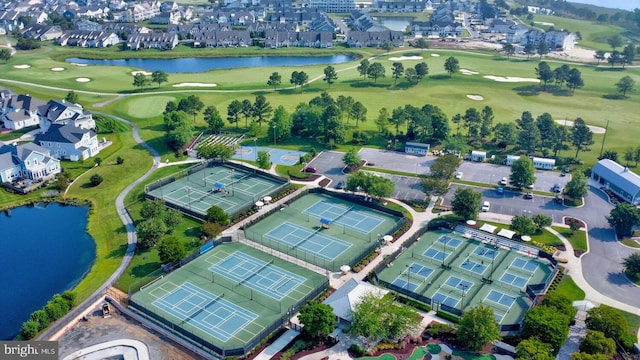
[302,200,385,234]
[264,222,352,261]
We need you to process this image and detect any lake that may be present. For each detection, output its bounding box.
[0,203,96,340]
[66,55,356,73]
[374,16,413,32]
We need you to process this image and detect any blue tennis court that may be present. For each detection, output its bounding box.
[152,282,257,342]
[511,258,539,272]
[444,276,473,291]
[390,263,434,292]
[500,272,529,288]
[485,289,516,308]
[460,259,487,274]
[473,246,498,259]
[432,292,460,307]
[303,201,384,234]
[264,222,351,261]
[423,247,450,262]
[209,252,305,300]
[437,236,462,249]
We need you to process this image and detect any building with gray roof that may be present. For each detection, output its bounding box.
[591,159,640,205]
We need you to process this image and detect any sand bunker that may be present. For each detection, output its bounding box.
[131,71,152,76]
[460,69,479,75]
[466,95,484,101]
[71,63,87,67]
[430,54,440,57]
[484,75,540,83]
[534,21,554,26]
[76,78,91,83]
[13,64,30,69]
[554,120,606,134]
[172,83,217,87]
[389,55,424,61]
[51,67,65,71]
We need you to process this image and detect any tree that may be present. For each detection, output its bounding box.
[31,309,51,330]
[564,173,588,199]
[494,123,518,148]
[510,156,535,189]
[566,68,584,92]
[456,304,501,352]
[0,48,11,63]
[343,148,362,169]
[521,305,570,355]
[257,150,271,169]
[524,43,537,59]
[480,106,494,140]
[375,107,389,134]
[167,123,192,151]
[415,37,429,53]
[570,353,610,360]
[357,59,370,78]
[137,217,166,248]
[140,199,166,220]
[537,39,549,58]
[542,291,577,319]
[551,125,569,158]
[227,99,242,128]
[206,205,229,225]
[593,50,606,65]
[615,75,636,96]
[21,320,39,339]
[579,330,616,356]
[151,70,168,87]
[623,253,640,274]
[133,73,150,90]
[532,213,552,230]
[608,202,640,237]
[117,156,124,165]
[267,71,281,90]
[270,105,293,141]
[420,177,450,197]
[252,95,273,127]
[290,70,308,91]
[516,337,554,360]
[415,62,428,81]
[536,61,554,91]
[511,215,536,235]
[163,209,181,230]
[622,44,636,68]
[90,174,103,186]
[463,107,481,138]
[178,95,205,122]
[608,51,622,68]
[444,56,459,77]
[241,99,253,128]
[430,154,461,180]
[451,187,482,220]
[389,106,406,136]
[298,301,337,340]
[336,95,355,122]
[367,174,395,199]
[158,236,186,264]
[94,156,102,166]
[391,62,404,86]
[203,105,224,133]
[572,118,594,158]
[65,90,78,104]
[349,292,421,340]
[381,40,394,53]
[586,305,634,348]
[536,112,555,150]
[201,221,222,239]
[350,101,367,128]
[323,65,338,88]
[502,43,515,59]
[607,34,623,50]
[367,62,386,83]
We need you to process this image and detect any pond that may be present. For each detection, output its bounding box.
[0,203,96,340]
[373,16,414,32]
[65,55,356,73]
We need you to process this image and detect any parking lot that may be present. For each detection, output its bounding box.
[457,161,572,192]
[359,148,434,175]
[308,151,348,188]
[367,172,427,200]
[443,184,566,223]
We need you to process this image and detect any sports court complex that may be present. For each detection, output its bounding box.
[145,162,288,219]
[130,242,327,356]
[373,229,556,330]
[243,192,405,272]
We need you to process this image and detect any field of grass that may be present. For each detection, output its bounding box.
[551,226,588,252]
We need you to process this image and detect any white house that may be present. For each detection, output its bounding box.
[0,143,61,183]
[0,93,46,130]
[591,159,640,205]
[323,278,388,327]
[470,150,486,162]
[531,157,555,170]
[405,142,430,156]
[37,99,95,133]
[34,124,100,161]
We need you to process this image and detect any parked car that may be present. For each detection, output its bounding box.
[497,187,504,195]
[553,184,562,193]
[524,192,534,199]
[555,194,563,204]
[335,181,344,189]
[560,171,567,177]
[526,184,534,189]
[499,177,508,185]
[455,171,463,179]
[481,201,490,212]
[304,166,317,173]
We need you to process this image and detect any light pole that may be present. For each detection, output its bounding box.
[460,284,469,309]
[441,236,448,268]
[273,125,277,145]
[253,138,258,173]
[405,264,413,290]
[230,169,235,196]
[186,187,191,209]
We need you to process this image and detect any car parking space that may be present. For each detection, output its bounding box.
[443,184,566,223]
[307,151,347,187]
[368,172,427,201]
[359,148,434,175]
[456,161,572,191]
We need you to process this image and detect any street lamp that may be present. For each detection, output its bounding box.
[230,169,235,196]
[441,236,448,268]
[273,125,277,145]
[460,284,469,308]
[405,264,413,290]
[186,187,191,209]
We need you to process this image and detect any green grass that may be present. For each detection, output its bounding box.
[551,226,588,252]
[478,220,562,248]
[366,166,419,177]
[554,276,586,302]
[0,126,37,141]
[620,238,640,248]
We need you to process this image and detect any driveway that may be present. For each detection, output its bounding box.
[457,161,571,192]
[308,151,347,188]
[359,148,434,175]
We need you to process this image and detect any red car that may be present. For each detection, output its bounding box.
[304,166,317,173]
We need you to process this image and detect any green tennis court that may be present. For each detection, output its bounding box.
[375,230,555,327]
[243,192,404,271]
[130,242,327,356]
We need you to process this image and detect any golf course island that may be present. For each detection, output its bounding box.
[1,1,640,358]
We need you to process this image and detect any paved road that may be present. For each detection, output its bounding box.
[456,161,571,192]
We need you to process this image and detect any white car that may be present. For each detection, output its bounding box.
[499,177,508,186]
[455,172,463,179]
[481,201,490,212]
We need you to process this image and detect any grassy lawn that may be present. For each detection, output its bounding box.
[620,238,640,248]
[479,220,562,247]
[554,275,586,302]
[551,226,588,252]
[0,126,37,141]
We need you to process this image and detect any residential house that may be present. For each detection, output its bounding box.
[591,159,640,205]
[76,19,101,31]
[520,29,576,51]
[150,10,181,24]
[127,32,178,50]
[309,16,335,33]
[37,99,95,133]
[0,10,23,33]
[347,30,403,47]
[76,5,109,19]
[122,0,160,22]
[297,31,332,48]
[309,0,354,14]
[193,30,251,47]
[57,30,120,48]
[350,10,385,32]
[21,24,63,41]
[0,143,61,183]
[374,1,427,13]
[34,123,100,161]
[0,93,46,131]
[411,20,462,38]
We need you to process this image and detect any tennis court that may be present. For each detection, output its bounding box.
[130,242,327,357]
[244,192,404,271]
[374,230,555,327]
[145,163,287,219]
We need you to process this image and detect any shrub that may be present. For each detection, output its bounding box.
[435,311,460,323]
[20,320,39,339]
[90,174,103,186]
[117,156,125,164]
[348,344,366,357]
[30,310,50,330]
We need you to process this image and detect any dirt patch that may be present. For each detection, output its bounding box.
[564,217,586,229]
[318,177,331,187]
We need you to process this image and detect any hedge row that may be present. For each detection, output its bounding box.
[20,291,76,339]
